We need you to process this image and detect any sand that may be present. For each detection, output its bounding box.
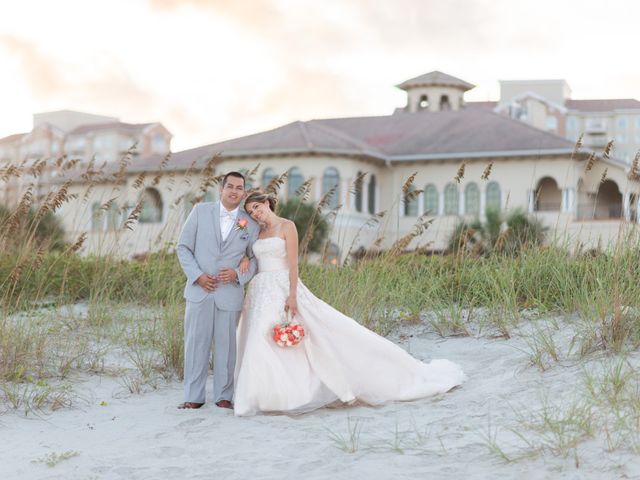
[2,314,639,480]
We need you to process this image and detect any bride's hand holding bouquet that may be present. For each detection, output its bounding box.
[284,295,298,318]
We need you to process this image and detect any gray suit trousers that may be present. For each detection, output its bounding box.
[183,295,240,404]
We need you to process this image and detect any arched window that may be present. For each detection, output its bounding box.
[355,170,363,212]
[419,95,429,110]
[367,175,376,214]
[444,183,459,215]
[91,203,103,231]
[262,168,277,188]
[486,182,501,212]
[464,183,480,217]
[107,202,120,230]
[440,95,451,111]
[596,180,623,219]
[424,184,438,215]
[322,167,340,208]
[287,167,304,199]
[535,177,561,212]
[404,185,419,217]
[139,187,163,223]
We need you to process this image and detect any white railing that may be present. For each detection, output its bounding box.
[583,135,609,147]
[585,120,607,133]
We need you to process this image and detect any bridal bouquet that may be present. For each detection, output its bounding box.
[273,315,305,347]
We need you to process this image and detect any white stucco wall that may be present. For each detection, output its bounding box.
[55,152,640,258]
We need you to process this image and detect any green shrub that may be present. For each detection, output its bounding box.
[448,208,547,256]
[0,205,67,252]
[277,198,329,252]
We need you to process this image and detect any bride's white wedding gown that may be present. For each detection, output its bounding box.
[233,237,465,416]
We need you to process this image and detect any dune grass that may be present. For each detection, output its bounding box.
[3,139,640,467]
[3,241,640,407]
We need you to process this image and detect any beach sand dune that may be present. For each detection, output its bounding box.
[1,319,639,480]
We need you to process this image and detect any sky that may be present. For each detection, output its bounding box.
[1,0,639,152]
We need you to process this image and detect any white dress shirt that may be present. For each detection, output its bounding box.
[219,203,239,241]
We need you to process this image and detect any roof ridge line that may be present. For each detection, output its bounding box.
[297,121,314,149]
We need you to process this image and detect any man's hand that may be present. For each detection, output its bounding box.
[217,268,238,284]
[239,256,250,274]
[195,273,218,292]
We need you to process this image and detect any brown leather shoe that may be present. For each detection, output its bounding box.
[178,402,204,409]
[215,400,233,409]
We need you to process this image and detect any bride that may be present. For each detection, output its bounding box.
[233,190,465,416]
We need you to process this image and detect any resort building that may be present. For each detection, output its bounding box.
[1,72,639,258]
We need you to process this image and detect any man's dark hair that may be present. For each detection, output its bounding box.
[222,171,246,187]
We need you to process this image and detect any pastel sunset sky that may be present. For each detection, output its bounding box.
[1,0,638,151]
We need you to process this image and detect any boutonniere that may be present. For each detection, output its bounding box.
[236,218,249,231]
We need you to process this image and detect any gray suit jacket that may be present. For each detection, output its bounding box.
[176,201,259,311]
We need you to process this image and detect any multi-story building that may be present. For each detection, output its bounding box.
[0,110,171,208]
[482,79,640,164]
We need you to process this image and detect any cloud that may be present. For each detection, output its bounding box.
[149,0,357,55]
[0,34,68,97]
[145,0,374,143]
[0,34,151,107]
[148,0,507,57]
[0,34,203,146]
[148,0,282,32]
[145,1,522,134]
[212,65,356,136]
[3,0,638,152]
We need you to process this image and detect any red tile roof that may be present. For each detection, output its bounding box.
[171,108,575,168]
[0,133,27,145]
[565,99,640,112]
[68,122,155,135]
[397,71,475,91]
[466,101,498,110]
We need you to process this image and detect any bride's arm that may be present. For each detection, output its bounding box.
[284,220,299,318]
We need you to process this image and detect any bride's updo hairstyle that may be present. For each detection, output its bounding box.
[244,190,277,212]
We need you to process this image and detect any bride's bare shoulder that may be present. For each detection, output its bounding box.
[281,219,298,238]
[281,218,296,230]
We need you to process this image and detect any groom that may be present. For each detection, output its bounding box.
[176,171,259,409]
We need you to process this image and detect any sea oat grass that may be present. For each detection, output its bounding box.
[4,189,640,413]
[0,380,75,416]
[4,243,640,343]
[300,246,640,337]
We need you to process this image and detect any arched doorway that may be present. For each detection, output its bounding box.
[595,180,622,219]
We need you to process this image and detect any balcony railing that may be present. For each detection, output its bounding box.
[583,135,609,148]
[585,120,607,133]
[576,204,623,220]
[534,202,562,212]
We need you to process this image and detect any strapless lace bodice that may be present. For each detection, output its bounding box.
[253,237,288,273]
